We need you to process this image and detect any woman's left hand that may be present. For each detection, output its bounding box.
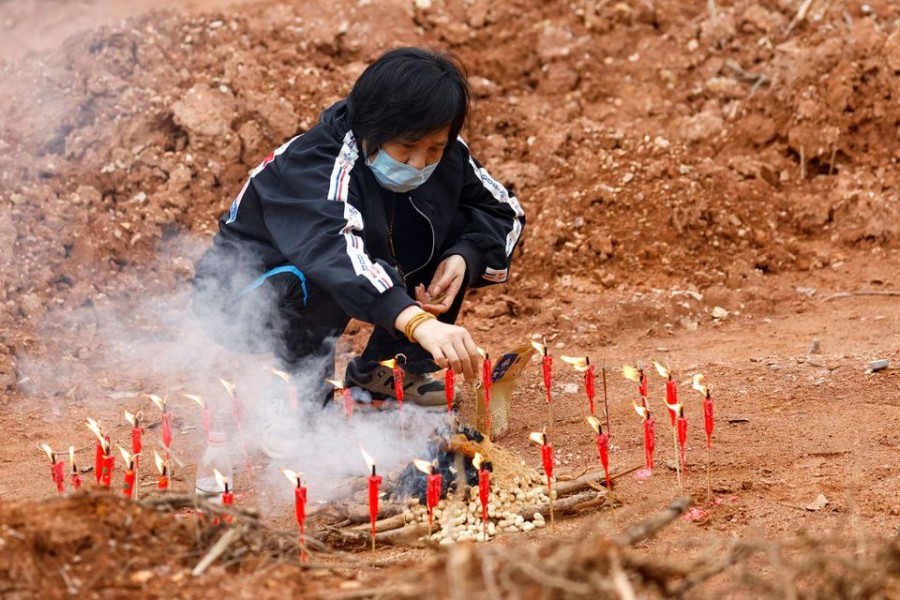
[415,255,466,315]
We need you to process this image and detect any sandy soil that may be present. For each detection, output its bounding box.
[0,0,897,597]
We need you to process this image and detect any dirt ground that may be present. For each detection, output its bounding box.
[0,0,897,597]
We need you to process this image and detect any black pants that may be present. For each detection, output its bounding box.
[192,248,467,401]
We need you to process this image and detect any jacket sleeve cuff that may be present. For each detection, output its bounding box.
[440,239,485,289]
[369,286,417,334]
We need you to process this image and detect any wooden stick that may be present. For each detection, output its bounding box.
[191,527,243,576]
[514,490,608,519]
[610,496,691,546]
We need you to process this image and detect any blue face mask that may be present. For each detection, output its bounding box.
[366,149,439,193]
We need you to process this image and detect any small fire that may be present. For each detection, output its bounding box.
[473,452,484,470]
[147,394,167,412]
[379,358,398,369]
[586,415,603,435]
[413,458,435,475]
[530,340,548,356]
[119,446,134,469]
[632,400,650,420]
[666,401,684,418]
[529,431,547,446]
[68,446,76,468]
[561,355,590,372]
[125,409,141,427]
[154,450,167,475]
[281,468,303,486]
[38,443,56,462]
[652,360,670,379]
[325,378,345,390]
[85,418,108,452]
[182,393,206,409]
[360,442,376,474]
[693,374,709,397]
[270,368,292,384]
[622,364,641,382]
[219,379,237,398]
[214,468,229,492]
[477,347,488,359]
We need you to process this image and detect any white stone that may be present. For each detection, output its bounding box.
[522,521,535,532]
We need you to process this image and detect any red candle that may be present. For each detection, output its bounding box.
[530,431,555,526]
[158,473,169,490]
[482,351,492,435]
[644,414,655,471]
[161,412,173,450]
[639,370,649,400]
[51,460,65,494]
[379,357,405,410]
[585,363,596,415]
[445,369,455,413]
[94,440,104,484]
[542,355,553,404]
[427,472,442,529]
[703,391,714,448]
[361,445,380,555]
[154,450,169,490]
[586,416,611,489]
[292,476,308,562]
[101,453,115,488]
[69,446,82,491]
[677,413,688,475]
[666,379,678,426]
[340,387,354,419]
[124,469,136,498]
[474,453,491,539]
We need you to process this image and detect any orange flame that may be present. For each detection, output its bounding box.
[413,458,434,475]
[692,374,709,396]
[119,445,134,468]
[147,394,167,412]
[359,442,375,473]
[213,468,229,492]
[38,443,55,462]
[325,378,345,391]
[586,415,602,434]
[473,452,484,470]
[665,401,684,418]
[153,450,167,475]
[69,446,76,468]
[270,368,292,384]
[632,400,649,420]
[561,355,590,372]
[652,360,670,379]
[219,379,236,398]
[124,409,140,427]
[182,393,206,409]
[379,358,398,369]
[530,340,548,356]
[476,347,488,359]
[281,468,302,486]
[622,364,641,382]
[85,418,107,451]
[529,431,547,446]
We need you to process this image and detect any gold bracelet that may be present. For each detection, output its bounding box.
[405,312,436,342]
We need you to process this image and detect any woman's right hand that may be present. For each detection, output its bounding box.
[411,318,481,381]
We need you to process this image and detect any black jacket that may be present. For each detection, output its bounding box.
[210,100,525,333]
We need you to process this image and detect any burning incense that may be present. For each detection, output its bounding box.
[326,379,354,420]
[561,355,596,415]
[586,416,611,490]
[478,348,493,436]
[473,452,491,540]
[220,379,256,494]
[531,340,554,432]
[379,355,406,411]
[182,393,211,439]
[154,450,169,490]
[529,431,555,527]
[653,361,683,488]
[119,446,137,498]
[270,368,299,415]
[360,444,381,558]
[414,459,443,535]
[632,401,655,473]
[444,368,455,413]
[282,469,308,562]
[39,443,65,495]
[69,446,82,491]
[694,374,715,503]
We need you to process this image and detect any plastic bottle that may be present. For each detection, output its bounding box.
[195,429,233,504]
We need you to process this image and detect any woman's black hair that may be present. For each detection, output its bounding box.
[348,47,470,152]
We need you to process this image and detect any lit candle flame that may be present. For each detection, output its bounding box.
[219,379,236,398]
[38,443,55,462]
[124,409,139,427]
[68,445,76,468]
[270,368,292,384]
[281,468,303,486]
[182,393,206,409]
[325,378,345,390]
[692,373,709,396]
[665,401,684,418]
[413,458,434,475]
[147,394,167,412]
[379,358,398,369]
[622,364,641,382]
[476,347,488,359]
[652,360,670,379]
[154,450,167,475]
[632,400,650,420]
[473,452,484,470]
[529,431,547,446]
[586,415,602,435]
[119,445,134,468]
[359,442,375,473]
[561,355,590,372]
[85,418,107,451]
[530,340,548,356]
[213,468,229,492]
